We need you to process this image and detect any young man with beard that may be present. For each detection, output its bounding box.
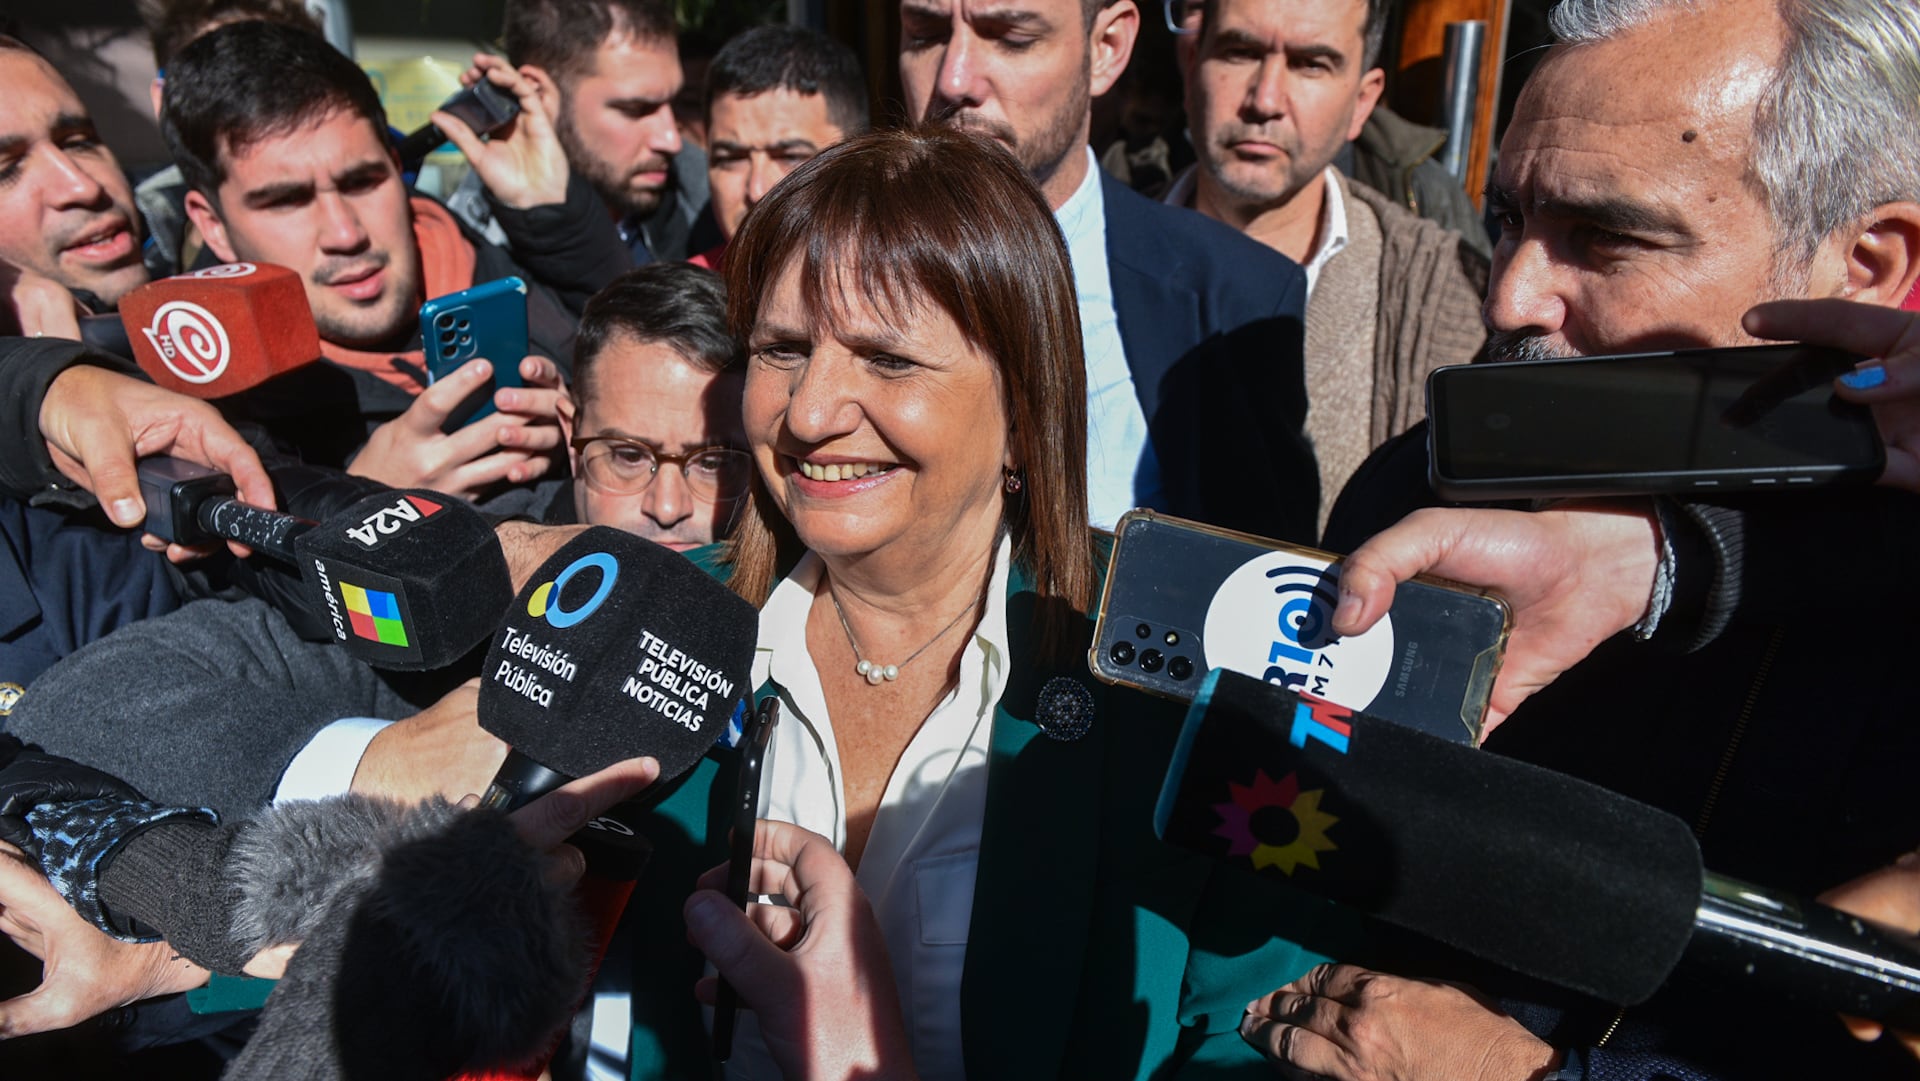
[1172,0,1488,520]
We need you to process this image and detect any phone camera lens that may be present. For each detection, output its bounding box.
[1108,640,1136,666]
[434,314,455,329]
[1139,648,1164,674]
[1135,623,1151,639]
[1168,656,1194,681]
[439,329,456,344]
[457,319,472,332]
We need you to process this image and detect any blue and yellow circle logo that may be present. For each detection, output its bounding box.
[528,551,619,628]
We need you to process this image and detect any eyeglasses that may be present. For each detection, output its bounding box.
[1164,0,1203,34]
[570,435,754,500]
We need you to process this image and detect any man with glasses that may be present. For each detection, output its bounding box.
[555,263,748,548]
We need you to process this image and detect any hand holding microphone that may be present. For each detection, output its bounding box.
[136,458,514,670]
[37,364,273,551]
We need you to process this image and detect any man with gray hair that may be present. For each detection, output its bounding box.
[1235,1,1920,1078]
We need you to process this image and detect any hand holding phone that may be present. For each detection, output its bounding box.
[397,78,520,169]
[1092,511,1509,744]
[421,277,530,430]
[432,54,571,211]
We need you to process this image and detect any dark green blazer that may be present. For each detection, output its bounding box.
[622,544,1359,1079]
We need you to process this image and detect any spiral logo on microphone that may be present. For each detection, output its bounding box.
[1202,551,1395,707]
[527,551,619,628]
[184,262,256,279]
[141,301,232,384]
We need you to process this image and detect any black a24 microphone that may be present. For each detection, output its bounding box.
[1157,669,1920,1029]
[136,456,512,670]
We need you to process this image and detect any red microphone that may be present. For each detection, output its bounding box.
[118,262,322,398]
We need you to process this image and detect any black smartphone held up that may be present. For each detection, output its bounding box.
[713,696,778,1062]
[396,79,521,168]
[1427,343,1885,500]
[1092,511,1510,744]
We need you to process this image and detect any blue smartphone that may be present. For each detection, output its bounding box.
[419,276,529,428]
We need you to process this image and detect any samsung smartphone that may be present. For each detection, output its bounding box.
[1092,511,1510,744]
[419,276,529,429]
[713,696,778,1062]
[1427,343,1884,500]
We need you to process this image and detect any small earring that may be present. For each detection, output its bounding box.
[1003,469,1024,494]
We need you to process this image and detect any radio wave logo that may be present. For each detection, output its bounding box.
[184,262,256,279]
[142,301,231,384]
[1201,550,1395,707]
[527,551,619,628]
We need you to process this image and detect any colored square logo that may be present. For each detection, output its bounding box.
[341,582,409,647]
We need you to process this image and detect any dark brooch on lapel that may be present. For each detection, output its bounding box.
[1035,676,1094,742]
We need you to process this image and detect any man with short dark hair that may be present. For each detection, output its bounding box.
[899,0,1321,543]
[1172,0,1488,520]
[693,23,867,266]
[0,38,148,311]
[165,20,576,501]
[555,263,749,548]
[134,0,325,279]
[500,0,701,265]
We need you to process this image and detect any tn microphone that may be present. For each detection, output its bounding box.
[1156,669,1920,1031]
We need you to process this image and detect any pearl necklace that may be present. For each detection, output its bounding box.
[829,587,981,686]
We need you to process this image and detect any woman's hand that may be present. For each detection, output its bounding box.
[1242,963,1559,1081]
[685,820,919,1081]
[1744,298,1920,494]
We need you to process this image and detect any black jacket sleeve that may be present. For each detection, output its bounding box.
[0,337,145,505]
[487,174,632,318]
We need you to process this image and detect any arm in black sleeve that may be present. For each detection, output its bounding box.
[0,337,144,504]
[487,173,632,317]
[1653,486,1920,650]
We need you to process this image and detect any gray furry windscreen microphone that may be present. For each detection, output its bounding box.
[479,528,760,809]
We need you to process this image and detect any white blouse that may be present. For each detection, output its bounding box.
[722,535,1014,1081]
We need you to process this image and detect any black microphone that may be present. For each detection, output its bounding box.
[136,456,513,670]
[476,527,759,810]
[1157,669,1920,1027]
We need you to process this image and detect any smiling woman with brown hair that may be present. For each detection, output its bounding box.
[619,125,1350,1081]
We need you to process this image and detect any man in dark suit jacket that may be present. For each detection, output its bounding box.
[898,0,1318,543]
